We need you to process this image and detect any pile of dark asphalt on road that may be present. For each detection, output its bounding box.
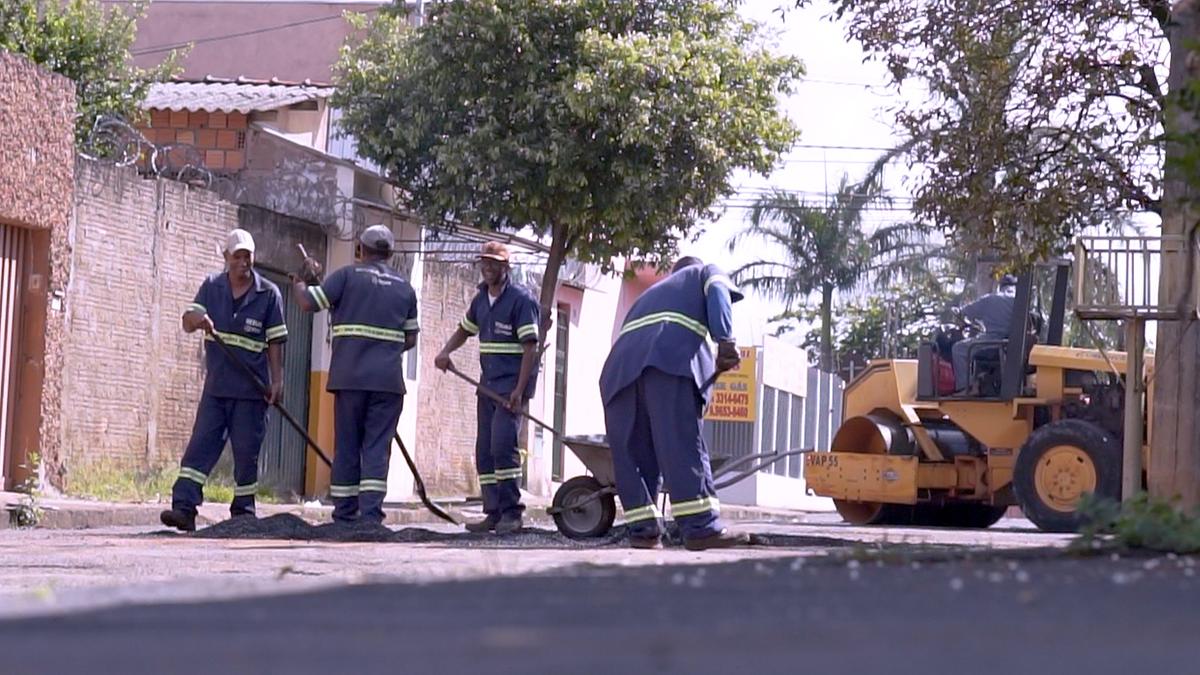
[172,513,855,550]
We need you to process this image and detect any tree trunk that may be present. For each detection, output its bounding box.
[537,222,569,345]
[819,283,834,372]
[1150,0,1200,509]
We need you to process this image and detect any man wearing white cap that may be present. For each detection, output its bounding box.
[160,228,288,531]
[294,225,419,525]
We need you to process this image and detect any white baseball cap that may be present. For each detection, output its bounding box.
[226,229,255,255]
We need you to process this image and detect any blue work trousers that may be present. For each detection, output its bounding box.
[331,390,404,524]
[476,395,525,519]
[603,368,723,540]
[172,394,268,518]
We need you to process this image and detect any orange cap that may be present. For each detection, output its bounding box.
[479,240,510,263]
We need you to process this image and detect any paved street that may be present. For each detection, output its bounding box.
[1,515,1197,674]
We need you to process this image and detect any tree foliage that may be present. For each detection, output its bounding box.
[727,171,932,370]
[806,0,1167,266]
[334,0,802,333]
[0,0,182,143]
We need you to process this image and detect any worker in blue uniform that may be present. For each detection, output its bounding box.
[435,241,540,535]
[598,256,749,551]
[160,229,287,532]
[294,225,419,524]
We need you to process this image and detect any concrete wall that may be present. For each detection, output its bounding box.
[0,51,76,490]
[414,260,483,496]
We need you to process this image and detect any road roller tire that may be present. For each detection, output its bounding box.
[552,476,617,539]
[831,411,915,526]
[1013,419,1121,533]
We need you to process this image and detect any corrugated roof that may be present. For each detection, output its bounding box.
[140,80,334,114]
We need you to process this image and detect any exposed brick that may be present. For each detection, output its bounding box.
[176,129,195,146]
[189,110,209,128]
[150,109,170,127]
[168,110,188,128]
[227,112,248,130]
[205,150,226,169]
[216,130,238,150]
[224,150,244,170]
[196,129,217,148]
[209,112,227,129]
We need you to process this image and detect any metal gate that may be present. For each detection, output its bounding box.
[258,269,312,496]
[0,224,27,489]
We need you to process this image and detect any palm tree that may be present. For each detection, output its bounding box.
[728,173,930,371]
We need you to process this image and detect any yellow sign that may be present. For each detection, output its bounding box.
[705,346,757,422]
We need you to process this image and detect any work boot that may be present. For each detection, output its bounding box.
[465,514,499,533]
[160,509,196,532]
[495,513,523,535]
[683,529,751,551]
[629,535,663,550]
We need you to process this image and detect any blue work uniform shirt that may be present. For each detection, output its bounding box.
[307,262,419,395]
[188,270,288,400]
[460,281,540,397]
[599,263,742,405]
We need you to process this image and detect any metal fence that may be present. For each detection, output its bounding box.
[703,365,844,479]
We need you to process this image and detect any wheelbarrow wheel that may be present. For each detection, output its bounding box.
[552,476,616,539]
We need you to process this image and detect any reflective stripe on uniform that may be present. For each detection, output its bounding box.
[205,330,267,353]
[517,323,538,340]
[233,482,258,497]
[309,286,331,310]
[331,324,405,343]
[329,483,360,497]
[187,303,207,315]
[178,467,208,486]
[479,342,525,354]
[403,318,420,331]
[478,473,497,486]
[619,311,707,339]
[360,479,388,493]
[494,467,523,482]
[461,317,479,335]
[703,274,737,296]
[623,504,661,523]
[671,496,720,518]
[266,324,288,341]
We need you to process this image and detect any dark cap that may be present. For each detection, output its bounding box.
[999,274,1018,287]
[479,240,510,263]
[359,225,394,253]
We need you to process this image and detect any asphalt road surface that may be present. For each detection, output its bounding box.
[1,520,1196,674]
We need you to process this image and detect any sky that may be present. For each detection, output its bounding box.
[682,0,911,348]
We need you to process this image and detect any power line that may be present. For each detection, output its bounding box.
[131,10,380,56]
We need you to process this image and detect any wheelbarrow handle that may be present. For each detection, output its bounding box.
[208,330,333,468]
[445,363,562,438]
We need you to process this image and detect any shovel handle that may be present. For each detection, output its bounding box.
[444,363,562,438]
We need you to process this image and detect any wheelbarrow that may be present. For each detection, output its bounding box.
[547,434,812,539]
[444,363,811,539]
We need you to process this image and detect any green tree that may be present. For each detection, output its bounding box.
[0,0,183,143]
[333,0,802,336]
[727,172,928,371]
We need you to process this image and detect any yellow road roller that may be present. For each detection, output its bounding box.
[804,263,1151,532]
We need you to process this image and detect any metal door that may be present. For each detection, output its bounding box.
[257,268,312,496]
[0,224,26,489]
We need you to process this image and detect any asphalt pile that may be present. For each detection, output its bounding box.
[188,513,631,548]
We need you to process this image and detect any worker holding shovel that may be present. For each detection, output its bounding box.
[599,256,748,551]
[434,241,540,535]
[160,229,288,532]
[292,225,419,525]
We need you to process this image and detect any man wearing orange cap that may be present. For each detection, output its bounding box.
[435,241,540,534]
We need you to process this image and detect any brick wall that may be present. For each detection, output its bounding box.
[63,160,235,474]
[415,261,484,495]
[139,108,248,172]
[0,51,75,489]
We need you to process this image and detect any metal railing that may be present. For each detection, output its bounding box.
[1073,235,1200,320]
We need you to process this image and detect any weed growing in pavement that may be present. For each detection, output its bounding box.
[10,451,44,527]
[1074,493,1200,554]
[66,459,281,504]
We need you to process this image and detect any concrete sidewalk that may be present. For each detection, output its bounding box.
[1,490,816,531]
